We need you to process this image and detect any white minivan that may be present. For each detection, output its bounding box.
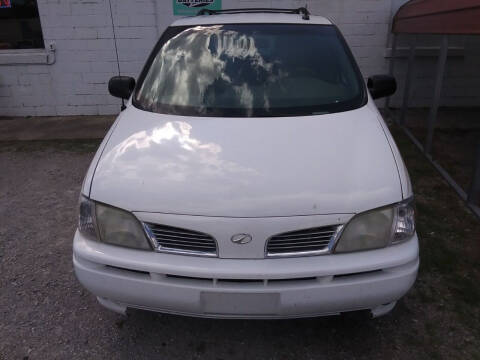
[74,8,419,319]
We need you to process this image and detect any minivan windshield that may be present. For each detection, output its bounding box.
[134,24,366,117]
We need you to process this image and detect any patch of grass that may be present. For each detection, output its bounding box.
[390,124,480,344]
[448,271,480,305]
[427,350,443,360]
[0,139,102,153]
[415,283,437,304]
[402,331,424,347]
[425,321,436,336]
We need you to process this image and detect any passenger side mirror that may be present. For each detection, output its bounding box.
[367,75,396,99]
[108,76,136,100]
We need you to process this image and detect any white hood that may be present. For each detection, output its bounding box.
[90,104,402,217]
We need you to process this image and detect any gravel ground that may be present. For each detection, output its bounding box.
[0,134,479,360]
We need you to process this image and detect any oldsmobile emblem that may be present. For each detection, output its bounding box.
[231,233,252,244]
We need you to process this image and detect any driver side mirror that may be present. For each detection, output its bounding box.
[367,75,396,99]
[108,76,136,100]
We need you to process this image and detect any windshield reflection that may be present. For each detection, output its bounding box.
[134,24,364,117]
[136,25,288,116]
[101,121,258,184]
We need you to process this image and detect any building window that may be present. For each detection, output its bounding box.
[0,0,44,50]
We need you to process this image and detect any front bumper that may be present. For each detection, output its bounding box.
[73,230,419,319]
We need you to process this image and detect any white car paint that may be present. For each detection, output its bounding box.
[74,230,418,318]
[74,12,418,319]
[87,100,402,217]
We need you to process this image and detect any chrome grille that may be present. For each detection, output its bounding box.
[144,223,217,257]
[266,225,341,257]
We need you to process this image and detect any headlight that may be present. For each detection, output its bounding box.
[78,196,152,250]
[334,198,415,253]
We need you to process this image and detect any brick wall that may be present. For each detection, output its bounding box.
[0,0,163,116]
[0,0,478,116]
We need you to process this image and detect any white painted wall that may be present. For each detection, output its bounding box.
[0,0,477,117]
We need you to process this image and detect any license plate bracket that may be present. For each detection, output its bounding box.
[201,292,280,315]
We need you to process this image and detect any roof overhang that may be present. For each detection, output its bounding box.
[392,0,480,35]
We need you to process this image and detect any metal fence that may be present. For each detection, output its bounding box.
[389,33,480,219]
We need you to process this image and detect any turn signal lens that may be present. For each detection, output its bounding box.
[78,195,97,240]
[393,198,415,242]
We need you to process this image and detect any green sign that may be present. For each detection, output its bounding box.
[173,0,222,16]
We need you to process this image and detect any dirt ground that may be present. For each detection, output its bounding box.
[0,128,479,360]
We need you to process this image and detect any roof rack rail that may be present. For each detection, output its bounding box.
[197,7,310,21]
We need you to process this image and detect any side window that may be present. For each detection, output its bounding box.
[0,0,44,50]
